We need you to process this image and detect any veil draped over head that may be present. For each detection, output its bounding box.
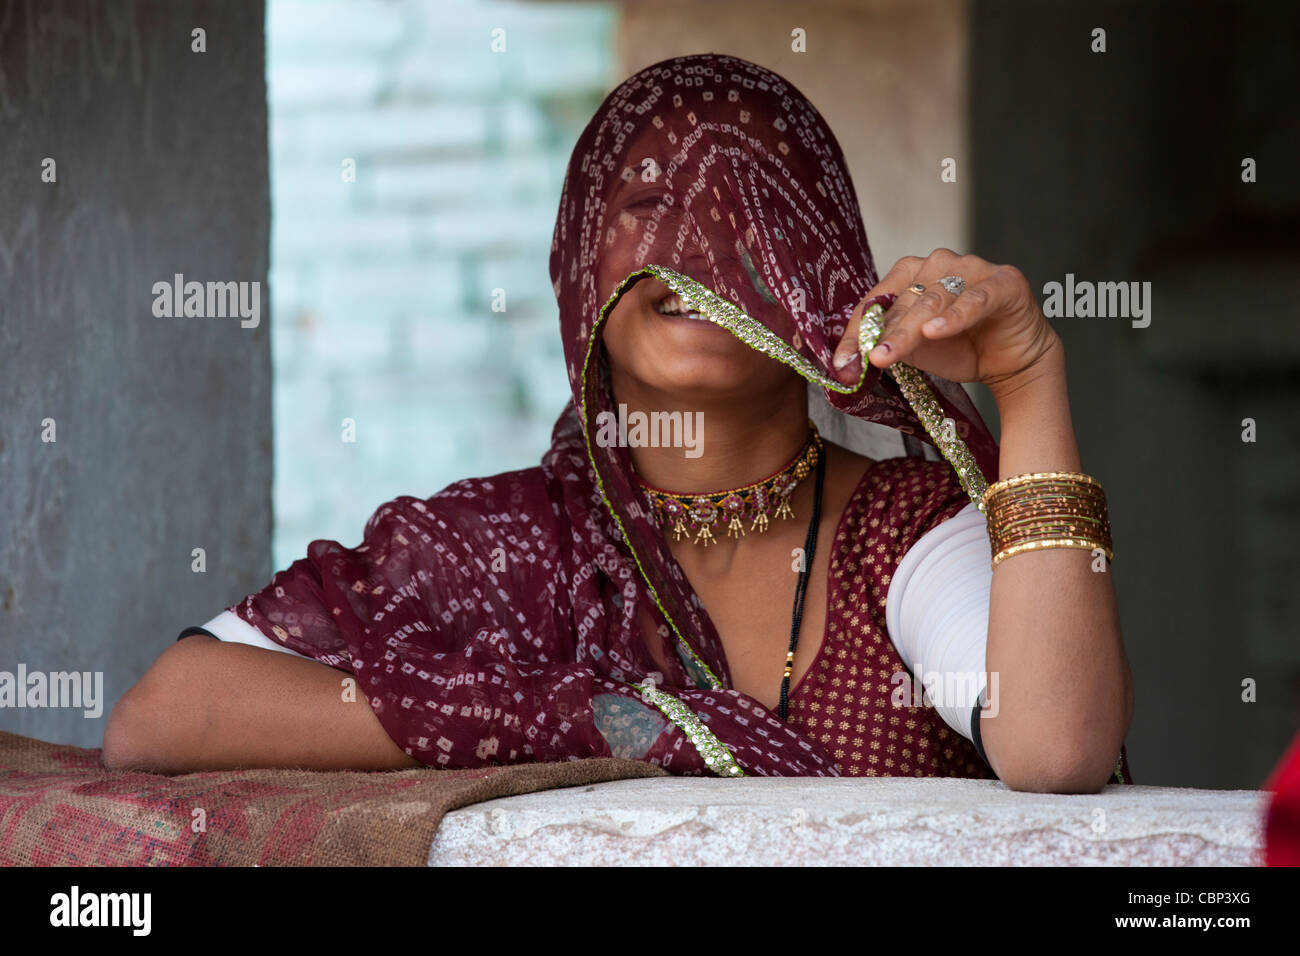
[551,53,999,470]
[235,53,1001,777]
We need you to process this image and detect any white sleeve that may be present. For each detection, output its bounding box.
[885,502,992,742]
[197,609,312,660]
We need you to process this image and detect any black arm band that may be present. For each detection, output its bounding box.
[970,692,994,774]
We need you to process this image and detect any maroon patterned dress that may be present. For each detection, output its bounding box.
[789,455,993,778]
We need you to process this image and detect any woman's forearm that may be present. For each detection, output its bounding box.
[102,636,420,773]
[978,336,1134,792]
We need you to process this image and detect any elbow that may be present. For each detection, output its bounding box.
[102,691,147,771]
[103,686,173,772]
[998,757,1116,795]
[986,685,1133,794]
[102,640,211,773]
[991,729,1127,795]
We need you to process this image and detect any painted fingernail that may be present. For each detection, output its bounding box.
[833,350,853,369]
[925,316,946,332]
[870,342,892,358]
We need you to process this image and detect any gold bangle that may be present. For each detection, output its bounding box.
[992,537,1114,569]
[990,514,1110,540]
[985,471,1113,570]
[984,470,1103,499]
[990,525,1111,557]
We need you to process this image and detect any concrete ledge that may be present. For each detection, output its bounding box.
[428,777,1267,866]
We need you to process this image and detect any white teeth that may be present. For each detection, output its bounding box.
[655,294,685,314]
[654,293,706,320]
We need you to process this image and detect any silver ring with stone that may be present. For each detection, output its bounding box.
[938,275,966,296]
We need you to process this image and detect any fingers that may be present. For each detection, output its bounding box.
[831,255,925,381]
[919,280,991,339]
[915,265,1023,342]
[865,250,998,368]
[830,292,896,382]
[832,308,865,373]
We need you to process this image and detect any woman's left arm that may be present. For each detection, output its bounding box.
[970,338,1134,793]
[832,248,1134,794]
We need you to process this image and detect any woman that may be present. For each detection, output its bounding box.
[104,53,1133,791]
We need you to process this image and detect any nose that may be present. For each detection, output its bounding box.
[678,249,739,287]
[680,252,709,274]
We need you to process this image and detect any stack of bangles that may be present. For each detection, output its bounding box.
[983,471,1114,570]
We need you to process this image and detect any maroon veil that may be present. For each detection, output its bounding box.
[230,53,1022,777]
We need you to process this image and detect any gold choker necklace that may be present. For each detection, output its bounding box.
[636,422,823,547]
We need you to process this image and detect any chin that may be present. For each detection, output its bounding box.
[628,337,793,404]
[640,359,757,400]
[647,319,771,389]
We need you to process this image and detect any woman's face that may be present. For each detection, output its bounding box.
[597,176,801,406]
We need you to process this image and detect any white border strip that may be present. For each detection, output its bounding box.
[200,609,312,660]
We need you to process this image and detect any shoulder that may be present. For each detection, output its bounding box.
[869,453,967,499]
[842,454,977,557]
[360,466,556,541]
[847,452,966,505]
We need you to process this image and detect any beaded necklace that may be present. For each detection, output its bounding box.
[635,422,823,547]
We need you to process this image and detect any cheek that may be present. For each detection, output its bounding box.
[598,232,641,286]
[602,294,637,350]
[595,262,632,319]
[599,305,638,382]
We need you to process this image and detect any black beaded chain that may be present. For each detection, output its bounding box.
[778,436,827,721]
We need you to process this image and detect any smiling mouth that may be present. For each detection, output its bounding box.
[653,292,709,322]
